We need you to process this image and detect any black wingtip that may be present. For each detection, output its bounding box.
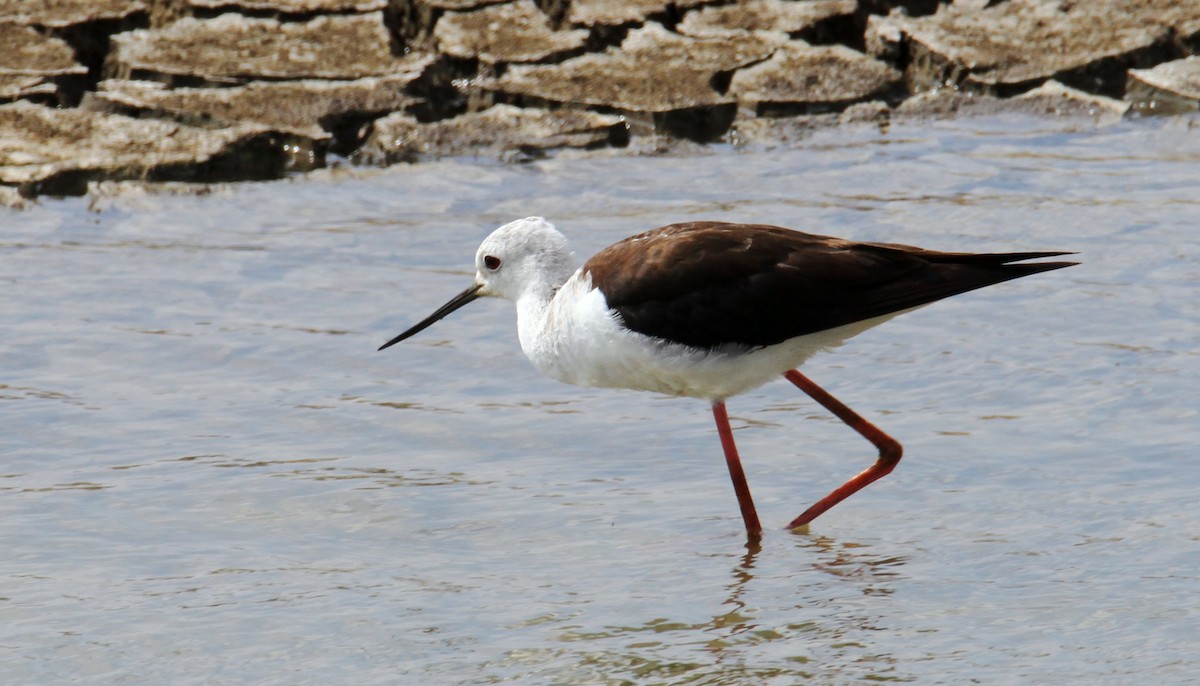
[998,251,1079,264]
[921,249,1080,273]
[1005,255,1079,275]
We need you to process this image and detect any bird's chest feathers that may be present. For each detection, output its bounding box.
[515,277,726,396]
[516,278,646,389]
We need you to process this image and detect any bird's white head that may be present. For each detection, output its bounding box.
[474,217,576,302]
[376,217,575,351]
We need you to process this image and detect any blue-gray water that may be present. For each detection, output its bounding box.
[3,115,1197,684]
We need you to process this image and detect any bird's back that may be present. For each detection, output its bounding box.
[583,222,1077,351]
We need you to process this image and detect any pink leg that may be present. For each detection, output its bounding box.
[712,402,763,537]
[783,369,902,529]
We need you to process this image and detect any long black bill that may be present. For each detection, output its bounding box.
[378,283,483,351]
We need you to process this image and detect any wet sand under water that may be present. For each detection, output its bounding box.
[2,115,1198,684]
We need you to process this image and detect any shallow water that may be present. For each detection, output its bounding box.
[3,114,1198,684]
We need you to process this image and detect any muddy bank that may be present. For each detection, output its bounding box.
[3,0,1199,203]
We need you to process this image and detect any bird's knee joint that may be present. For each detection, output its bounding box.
[877,439,903,469]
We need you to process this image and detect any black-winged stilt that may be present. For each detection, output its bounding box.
[380,217,1076,536]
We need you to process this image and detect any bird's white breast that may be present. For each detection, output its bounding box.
[515,271,898,401]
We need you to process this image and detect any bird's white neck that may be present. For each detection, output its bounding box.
[514,265,572,348]
[514,266,593,385]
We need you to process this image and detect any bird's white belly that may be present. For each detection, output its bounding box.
[517,276,903,401]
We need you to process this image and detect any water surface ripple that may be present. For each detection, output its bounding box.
[3,115,1198,684]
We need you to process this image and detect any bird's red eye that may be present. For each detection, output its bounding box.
[484,255,501,270]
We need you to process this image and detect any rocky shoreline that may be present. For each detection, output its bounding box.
[4,0,1199,205]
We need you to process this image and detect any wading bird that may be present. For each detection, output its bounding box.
[380,217,1075,536]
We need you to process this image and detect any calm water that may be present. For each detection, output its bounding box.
[3,115,1198,684]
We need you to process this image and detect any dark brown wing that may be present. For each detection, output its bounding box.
[583,221,1077,350]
